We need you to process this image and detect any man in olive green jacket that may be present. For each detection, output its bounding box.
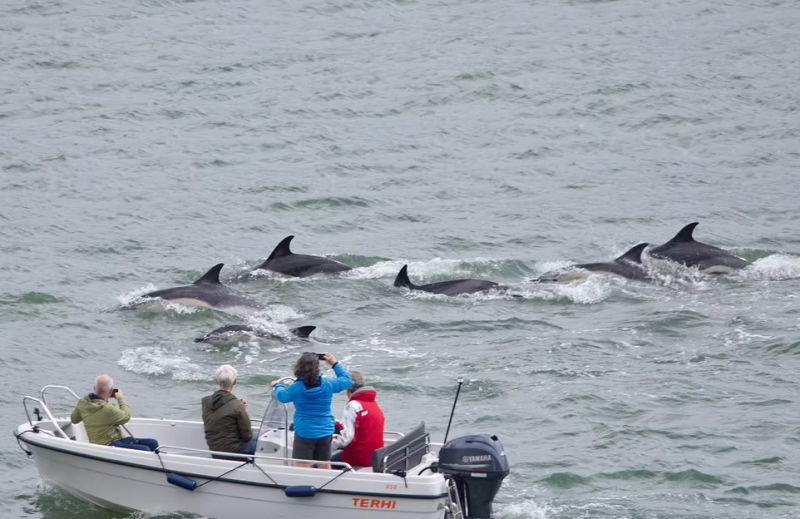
[202,365,255,454]
[71,374,159,452]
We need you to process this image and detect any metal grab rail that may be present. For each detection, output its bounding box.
[41,385,80,407]
[22,396,70,440]
[272,376,295,464]
[156,444,354,471]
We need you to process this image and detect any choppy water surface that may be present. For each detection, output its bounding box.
[2,0,800,517]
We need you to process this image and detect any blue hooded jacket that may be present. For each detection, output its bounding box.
[274,363,352,440]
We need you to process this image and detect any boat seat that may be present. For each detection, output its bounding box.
[73,422,90,443]
[371,422,428,474]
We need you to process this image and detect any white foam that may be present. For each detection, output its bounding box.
[116,284,158,307]
[495,499,549,519]
[249,305,304,323]
[517,275,615,304]
[342,258,478,280]
[117,347,209,381]
[734,254,800,281]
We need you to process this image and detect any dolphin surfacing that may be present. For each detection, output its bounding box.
[537,243,651,282]
[255,236,353,278]
[393,264,499,296]
[134,264,265,315]
[649,222,750,273]
[194,324,316,344]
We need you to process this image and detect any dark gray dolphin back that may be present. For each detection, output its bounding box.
[649,222,751,271]
[256,235,352,277]
[139,263,265,313]
[195,324,316,343]
[290,325,316,338]
[537,242,651,282]
[614,242,648,264]
[393,264,499,296]
[393,265,416,289]
[266,236,295,262]
[194,263,224,285]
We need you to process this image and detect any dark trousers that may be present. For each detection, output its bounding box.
[111,436,159,452]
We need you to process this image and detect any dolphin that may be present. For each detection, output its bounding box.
[536,243,652,282]
[648,222,751,273]
[254,236,352,277]
[393,264,499,296]
[134,264,265,315]
[194,324,316,344]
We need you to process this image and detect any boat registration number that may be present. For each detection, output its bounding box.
[352,498,397,509]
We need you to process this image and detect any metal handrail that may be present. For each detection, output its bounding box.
[156,444,354,470]
[273,376,295,464]
[384,431,406,438]
[40,385,80,407]
[22,396,70,440]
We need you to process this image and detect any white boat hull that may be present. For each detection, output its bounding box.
[18,418,449,519]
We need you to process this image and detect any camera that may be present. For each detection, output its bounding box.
[111,388,119,397]
[316,353,326,360]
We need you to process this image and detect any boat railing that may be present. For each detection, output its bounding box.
[40,385,79,407]
[156,444,355,471]
[22,396,70,440]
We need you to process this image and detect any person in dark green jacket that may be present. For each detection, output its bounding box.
[202,365,255,454]
[71,374,159,452]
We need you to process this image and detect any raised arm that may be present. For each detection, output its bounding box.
[108,396,132,426]
[329,363,353,394]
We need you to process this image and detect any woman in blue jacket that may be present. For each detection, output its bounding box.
[271,352,352,468]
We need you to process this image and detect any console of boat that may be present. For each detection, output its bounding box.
[14,383,509,519]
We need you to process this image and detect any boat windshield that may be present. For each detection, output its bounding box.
[258,389,295,434]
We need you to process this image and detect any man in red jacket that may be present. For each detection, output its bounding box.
[331,371,385,468]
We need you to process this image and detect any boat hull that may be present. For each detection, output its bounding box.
[21,428,447,519]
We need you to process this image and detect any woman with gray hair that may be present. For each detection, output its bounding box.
[271,352,351,468]
[201,365,255,455]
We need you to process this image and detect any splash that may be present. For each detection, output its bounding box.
[517,275,615,304]
[118,347,209,381]
[342,258,465,280]
[248,304,304,323]
[495,499,549,519]
[734,254,800,281]
[116,284,158,307]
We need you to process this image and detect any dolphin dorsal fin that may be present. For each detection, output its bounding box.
[267,236,295,261]
[194,263,224,285]
[669,222,699,243]
[615,243,649,264]
[393,264,416,289]
[291,325,316,338]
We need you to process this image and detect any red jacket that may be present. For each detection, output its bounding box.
[333,387,385,467]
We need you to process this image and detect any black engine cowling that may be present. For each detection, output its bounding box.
[438,434,509,519]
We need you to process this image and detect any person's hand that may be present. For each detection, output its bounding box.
[323,353,337,366]
[240,399,248,408]
[113,390,124,399]
[270,380,278,389]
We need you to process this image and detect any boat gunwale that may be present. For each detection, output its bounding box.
[15,426,449,501]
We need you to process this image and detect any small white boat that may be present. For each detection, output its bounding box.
[14,384,509,519]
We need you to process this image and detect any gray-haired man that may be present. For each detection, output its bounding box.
[202,365,255,454]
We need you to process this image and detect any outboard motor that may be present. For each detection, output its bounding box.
[438,434,509,519]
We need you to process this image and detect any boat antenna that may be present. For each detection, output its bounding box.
[443,376,464,445]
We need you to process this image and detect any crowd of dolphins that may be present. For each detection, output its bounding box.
[126,222,751,345]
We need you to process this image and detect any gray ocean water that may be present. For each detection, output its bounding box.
[2,0,800,517]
